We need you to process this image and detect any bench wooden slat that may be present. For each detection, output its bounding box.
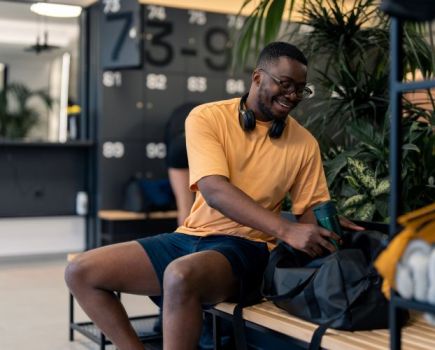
[322,334,387,350]
[98,210,178,221]
[400,335,433,350]
[67,253,80,262]
[341,330,389,347]
[247,308,382,350]
[406,326,435,343]
[216,302,384,350]
[410,321,435,334]
[213,301,435,350]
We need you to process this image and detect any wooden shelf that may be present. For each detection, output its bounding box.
[98,210,178,221]
[0,140,94,147]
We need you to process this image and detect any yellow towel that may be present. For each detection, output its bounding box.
[374,202,435,298]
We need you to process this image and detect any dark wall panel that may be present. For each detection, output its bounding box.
[143,72,186,135]
[97,5,251,210]
[98,140,146,209]
[143,6,188,73]
[185,11,230,74]
[100,70,144,140]
[0,147,87,217]
[98,139,168,209]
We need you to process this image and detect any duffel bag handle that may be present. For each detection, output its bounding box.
[262,242,317,300]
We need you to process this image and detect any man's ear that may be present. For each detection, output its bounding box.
[252,69,261,86]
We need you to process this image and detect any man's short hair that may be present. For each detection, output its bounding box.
[256,42,308,68]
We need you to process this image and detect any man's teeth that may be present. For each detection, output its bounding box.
[277,100,290,108]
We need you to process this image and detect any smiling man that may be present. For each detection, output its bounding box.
[65,42,362,350]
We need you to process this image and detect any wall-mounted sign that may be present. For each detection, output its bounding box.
[101,0,142,69]
[95,4,252,209]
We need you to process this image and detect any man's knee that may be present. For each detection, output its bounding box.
[163,260,198,301]
[64,254,95,292]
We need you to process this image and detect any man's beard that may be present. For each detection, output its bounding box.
[257,86,291,122]
[258,101,275,121]
[257,88,276,122]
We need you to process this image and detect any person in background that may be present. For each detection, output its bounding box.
[65,42,363,350]
[165,103,199,226]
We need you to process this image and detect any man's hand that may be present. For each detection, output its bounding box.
[282,222,342,258]
[338,216,365,231]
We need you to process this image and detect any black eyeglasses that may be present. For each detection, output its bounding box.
[259,68,312,99]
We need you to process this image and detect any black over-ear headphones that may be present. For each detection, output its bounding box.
[238,93,287,139]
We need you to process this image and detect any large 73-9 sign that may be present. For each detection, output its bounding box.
[143,5,233,72]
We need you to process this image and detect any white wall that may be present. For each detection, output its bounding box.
[0,216,85,257]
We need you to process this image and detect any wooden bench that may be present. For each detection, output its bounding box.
[98,209,178,245]
[98,209,178,221]
[209,301,435,350]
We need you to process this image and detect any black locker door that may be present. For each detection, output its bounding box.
[100,69,145,140]
[96,4,253,210]
[99,141,147,209]
[185,10,231,75]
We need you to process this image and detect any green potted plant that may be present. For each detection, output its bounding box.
[0,83,52,140]
[235,0,435,222]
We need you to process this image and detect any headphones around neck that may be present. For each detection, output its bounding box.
[238,93,286,139]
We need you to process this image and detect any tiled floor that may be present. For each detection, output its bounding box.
[0,254,160,350]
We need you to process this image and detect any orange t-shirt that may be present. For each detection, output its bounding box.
[176,98,330,243]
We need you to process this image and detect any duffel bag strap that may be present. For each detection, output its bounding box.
[308,303,351,349]
[232,279,262,350]
[233,303,248,350]
[309,320,334,350]
[262,243,289,295]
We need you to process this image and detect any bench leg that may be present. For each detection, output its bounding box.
[100,332,106,350]
[213,313,222,350]
[390,300,401,350]
[69,293,74,341]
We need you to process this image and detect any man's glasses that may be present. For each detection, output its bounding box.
[259,68,312,99]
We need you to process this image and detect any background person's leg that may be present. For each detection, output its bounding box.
[162,250,238,350]
[65,241,161,350]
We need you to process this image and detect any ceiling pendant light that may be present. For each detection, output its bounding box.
[30,2,82,18]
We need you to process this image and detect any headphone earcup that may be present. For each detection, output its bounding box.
[268,120,286,138]
[238,93,256,132]
[240,109,256,131]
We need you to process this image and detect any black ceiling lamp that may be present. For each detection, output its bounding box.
[24,30,60,54]
[380,0,435,21]
[24,2,60,54]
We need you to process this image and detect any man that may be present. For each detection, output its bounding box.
[65,42,362,350]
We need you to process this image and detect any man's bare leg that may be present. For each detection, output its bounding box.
[162,250,238,350]
[65,241,161,350]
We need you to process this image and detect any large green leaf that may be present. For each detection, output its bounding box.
[402,143,421,153]
[354,202,376,221]
[324,148,359,185]
[233,0,303,69]
[264,0,287,44]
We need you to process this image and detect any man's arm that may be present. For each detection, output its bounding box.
[198,175,340,257]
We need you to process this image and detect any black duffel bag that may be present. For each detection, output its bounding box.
[261,230,408,349]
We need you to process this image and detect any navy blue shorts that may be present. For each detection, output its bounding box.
[137,232,270,307]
